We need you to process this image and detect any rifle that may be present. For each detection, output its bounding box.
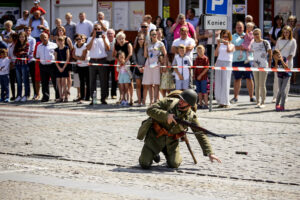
[174,117,226,139]
[181,134,197,164]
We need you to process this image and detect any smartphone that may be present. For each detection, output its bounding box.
[96,31,103,38]
[219,39,224,43]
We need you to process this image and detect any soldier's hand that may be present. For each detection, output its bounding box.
[167,114,177,125]
[209,154,221,163]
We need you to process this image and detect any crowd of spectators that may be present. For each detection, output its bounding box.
[0,4,298,111]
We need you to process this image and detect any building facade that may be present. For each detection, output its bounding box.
[0,0,299,42]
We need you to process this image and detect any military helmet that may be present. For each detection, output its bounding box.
[179,89,198,107]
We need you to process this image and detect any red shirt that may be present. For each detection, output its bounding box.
[193,55,209,81]
[30,6,46,15]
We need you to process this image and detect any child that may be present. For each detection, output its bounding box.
[54,36,70,103]
[0,49,10,102]
[160,55,174,97]
[28,0,46,28]
[172,44,192,91]
[194,45,209,109]
[238,22,254,63]
[14,32,30,102]
[272,49,291,111]
[117,51,132,106]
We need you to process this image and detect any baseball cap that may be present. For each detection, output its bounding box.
[34,0,40,4]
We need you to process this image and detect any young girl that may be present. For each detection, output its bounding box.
[117,51,132,106]
[132,34,146,106]
[0,49,10,102]
[238,22,254,63]
[272,49,291,111]
[54,36,70,103]
[160,55,174,97]
[194,45,209,109]
[13,32,30,102]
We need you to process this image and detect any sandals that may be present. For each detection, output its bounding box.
[55,98,63,103]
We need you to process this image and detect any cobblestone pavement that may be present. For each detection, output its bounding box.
[0,88,299,200]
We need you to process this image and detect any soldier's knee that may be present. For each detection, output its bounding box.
[139,157,152,169]
[167,160,181,168]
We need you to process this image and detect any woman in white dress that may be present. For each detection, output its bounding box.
[142,29,167,106]
[214,30,235,108]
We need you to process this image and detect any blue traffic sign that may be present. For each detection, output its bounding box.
[206,0,228,15]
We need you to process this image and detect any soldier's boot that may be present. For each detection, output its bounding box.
[153,154,161,163]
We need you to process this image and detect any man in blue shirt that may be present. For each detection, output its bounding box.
[230,21,255,104]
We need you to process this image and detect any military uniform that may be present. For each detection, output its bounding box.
[139,97,213,169]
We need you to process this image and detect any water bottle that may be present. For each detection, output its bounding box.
[92,91,97,105]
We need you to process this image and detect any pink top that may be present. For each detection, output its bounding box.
[172,22,195,40]
[241,31,254,50]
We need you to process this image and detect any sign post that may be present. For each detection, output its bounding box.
[204,0,228,112]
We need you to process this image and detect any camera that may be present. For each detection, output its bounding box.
[96,31,103,38]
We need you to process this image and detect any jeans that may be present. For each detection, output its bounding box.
[276,77,290,107]
[15,64,30,97]
[0,74,9,99]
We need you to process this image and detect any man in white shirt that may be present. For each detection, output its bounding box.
[36,33,59,102]
[171,26,196,60]
[138,15,156,33]
[86,24,110,105]
[106,29,117,99]
[31,10,49,42]
[94,12,109,33]
[15,10,30,33]
[24,26,37,99]
[76,12,93,38]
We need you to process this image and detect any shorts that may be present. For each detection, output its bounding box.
[175,79,189,90]
[118,72,131,84]
[232,61,253,80]
[195,80,207,94]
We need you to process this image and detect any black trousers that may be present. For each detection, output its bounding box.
[89,58,108,102]
[77,66,90,100]
[39,63,59,100]
[107,60,117,97]
[9,68,16,98]
[28,61,36,96]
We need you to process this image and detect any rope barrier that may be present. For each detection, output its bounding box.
[11,57,300,72]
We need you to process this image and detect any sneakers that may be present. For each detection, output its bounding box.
[230,98,238,104]
[275,105,281,111]
[21,96,27,102]
[250,97,256,102]
[4,98,10,103]
[15,96,22,102]
[259,104,265,108]
[280,106,285,111]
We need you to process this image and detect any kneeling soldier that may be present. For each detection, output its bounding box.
[138,89,221,169]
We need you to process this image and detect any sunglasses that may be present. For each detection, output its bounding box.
[75,38,81,41]
[94,28,101,31]
[141,26,148,28]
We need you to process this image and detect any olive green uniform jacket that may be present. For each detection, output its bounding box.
[143,97,213,158]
